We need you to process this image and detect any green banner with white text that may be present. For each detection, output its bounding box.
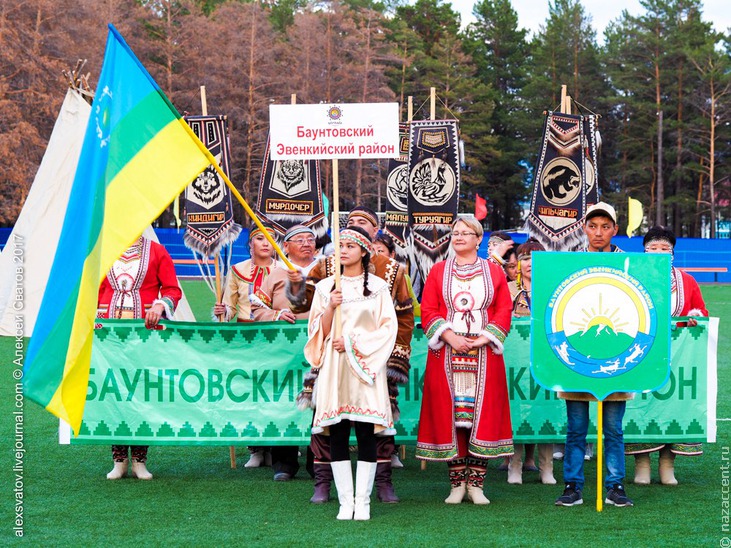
[69,318,716,445]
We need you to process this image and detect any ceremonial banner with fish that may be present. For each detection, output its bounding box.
[383,122,410,264]
[525,112,593,251]
[256,135,328,249]
[407,120,460,285]
[183,115,241,256]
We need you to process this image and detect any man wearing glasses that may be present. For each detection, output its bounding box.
[250,225,319,482]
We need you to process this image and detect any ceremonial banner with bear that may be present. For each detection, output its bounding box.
[525,112,595,251]
[69,315,714,446]
[531,252,672,400]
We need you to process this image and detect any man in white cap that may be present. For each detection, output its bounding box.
[556,200,633,508]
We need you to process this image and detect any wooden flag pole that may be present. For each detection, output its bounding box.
[200,85,236,470]
[430,87,436,120]
[596,400,604,512]
[408,95,413,122]
[332,158,342,339]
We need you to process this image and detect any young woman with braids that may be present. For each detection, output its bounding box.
[304,226,397,521]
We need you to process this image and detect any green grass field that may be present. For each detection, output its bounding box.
[1,283,729,545]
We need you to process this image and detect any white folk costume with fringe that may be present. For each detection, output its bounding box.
[304,274,397,436]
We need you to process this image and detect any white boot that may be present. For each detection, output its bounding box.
[354,461,377,521]
[508,444,523,484]
[331,460,354,520]
[106,459,128,480]
[634,453,651,485]
[131,460,153,480]
[539,444,556,485]
[659,447,678,486]
[245,450,264,468]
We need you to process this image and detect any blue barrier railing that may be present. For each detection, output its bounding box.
[1,227,728,282]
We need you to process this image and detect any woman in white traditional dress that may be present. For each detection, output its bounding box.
[304,226,397,521]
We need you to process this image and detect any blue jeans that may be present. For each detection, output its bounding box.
[563,400,626,491]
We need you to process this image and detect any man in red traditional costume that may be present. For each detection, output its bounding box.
[98,235,181,480]
[416,216,514,505]
[289,206,414,504]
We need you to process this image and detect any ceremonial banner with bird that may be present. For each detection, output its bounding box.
[383,122,410,264]
[407,120,460,286]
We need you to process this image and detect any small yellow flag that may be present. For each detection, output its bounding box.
[627,197,643,237]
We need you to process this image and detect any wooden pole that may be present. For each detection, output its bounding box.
[430,87,436,120]
[560,85,568,113]
[332,158,342,338]
[407,95,413,122]
[200,85,236,470]
[596,400,604,512]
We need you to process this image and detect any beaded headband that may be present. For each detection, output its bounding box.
[249,226,277,241]
[284,225,315,242]
[348,209,379,228]
[488,235,505,246]
[340,229,372,254]
[644,237,674,251]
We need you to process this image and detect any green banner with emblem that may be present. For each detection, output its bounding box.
[69,316,716,446]
[531,252,672,400]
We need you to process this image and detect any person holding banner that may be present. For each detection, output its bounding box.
[292,206,413,505]
[626,226,708,486]
[485,230,515,266]
[506,239,556,485]
[214,223,279,468]
[304,226,397,521]
[556,202,633,507]
[416,216,514,505]
[98,235,182,480]
[250,225,318,481]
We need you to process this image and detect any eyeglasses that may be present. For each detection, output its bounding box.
[452,231,477,237]
[289,238,316,245]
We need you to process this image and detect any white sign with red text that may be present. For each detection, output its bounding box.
[269,103,399,160]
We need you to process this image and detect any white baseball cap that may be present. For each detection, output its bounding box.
[585,201,617,224]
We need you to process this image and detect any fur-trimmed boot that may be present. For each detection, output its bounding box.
[634,453,651,485]
[106,459,128,480]
[131,459,153,480]
[508,444,523,484]
[310,463,332,503]
[331,460,354,520]
[659,447,678,486]
[539,444,556,485]
[445,459,467,504]
[375,461,399,503]
[466,459,490,505]
[354,461,378,520]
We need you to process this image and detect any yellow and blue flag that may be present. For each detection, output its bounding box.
[23,24,211,434]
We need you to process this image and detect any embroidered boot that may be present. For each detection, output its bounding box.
[444,459,467,504]
[354,461,378,520]
[634,453,651,485]
[466,459,490,505]
[375,461,400,503]
[106,458,128,480]
[539,444,556,485]
[245,448,264,468]
[331,460,354,520]
[310,463,332,503]
[658,447,678,486]
[508,444,523,484]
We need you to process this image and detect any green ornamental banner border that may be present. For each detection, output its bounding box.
[66,316,717,446]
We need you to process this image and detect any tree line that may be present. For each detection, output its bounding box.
[2,0,729,236]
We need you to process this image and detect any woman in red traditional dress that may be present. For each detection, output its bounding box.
[416,216,514,505]
[98,235,181,480]
[626,226,709,485]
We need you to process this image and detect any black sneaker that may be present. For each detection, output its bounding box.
[605,484,634,507]
[555,483,583,506]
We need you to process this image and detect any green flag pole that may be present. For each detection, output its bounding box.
[596,400,604,512]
